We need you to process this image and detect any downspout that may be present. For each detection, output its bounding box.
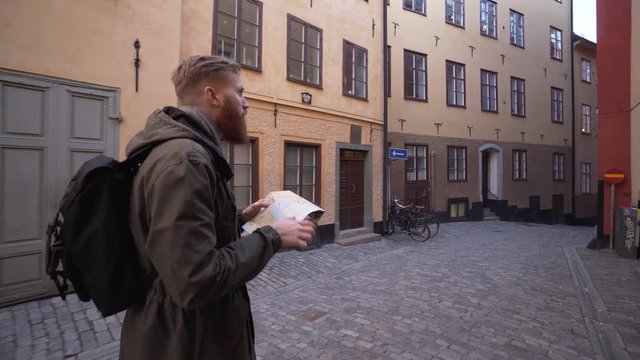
[382,0,389,231]
[570,0,577,222]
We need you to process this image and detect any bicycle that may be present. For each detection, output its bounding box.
[414,210,440,239]
[387,198,430,241]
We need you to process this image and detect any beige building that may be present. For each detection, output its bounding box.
[386,0,574,223]
[572,34,597,222]
[0,0,384,306]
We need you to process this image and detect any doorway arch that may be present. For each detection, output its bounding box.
[478,143,503,204]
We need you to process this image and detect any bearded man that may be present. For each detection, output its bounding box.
[120,55,316,359]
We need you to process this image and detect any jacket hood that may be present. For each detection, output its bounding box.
[126,106,224,159]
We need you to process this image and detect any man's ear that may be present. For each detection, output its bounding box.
[205,86,221,107]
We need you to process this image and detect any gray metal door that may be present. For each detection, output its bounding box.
[0,71,119,306]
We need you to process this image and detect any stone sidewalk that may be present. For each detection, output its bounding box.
[1,221,639,359]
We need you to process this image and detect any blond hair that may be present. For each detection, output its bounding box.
[171,55,240,102]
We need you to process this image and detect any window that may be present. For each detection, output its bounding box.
[582,104,592,134]
[510,10,524,47]
[446,0,465,27]
[404,50,427,101]
[287,15,322,87]
[343,41,368,99]
[550,27,563,60]
[403,0,426,15]
[480,0,497,38]
[220,139,258,208]
[448,146,467,181]
[581,163,592,194]
[581,59,592,83]
[214,0,262,69]
[513,150,527,180]
[553,153,565,181]
[406,145,428,181]
[449,198,468,220]
[511,77,525,116]
[481,70,498,112]
[284,143,320,204]
[446,61,465,107]
[405,144,429,208]
[551,87,563,123]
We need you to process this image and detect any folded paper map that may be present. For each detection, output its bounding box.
[242,191,325,234]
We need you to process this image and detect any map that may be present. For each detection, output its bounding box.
[242,191,325,234]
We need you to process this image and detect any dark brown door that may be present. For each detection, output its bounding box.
[482,151,489,206]
[552,194,564,224]
[339,150,365,230]
[404,145,429,209]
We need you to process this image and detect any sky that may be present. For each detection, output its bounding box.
[573,0,597,42]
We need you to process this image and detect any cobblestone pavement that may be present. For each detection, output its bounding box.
[1,221,639,359]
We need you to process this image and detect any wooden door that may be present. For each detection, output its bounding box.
[339,150,365,230]
[552,194,565,224]
[482,151,489,205]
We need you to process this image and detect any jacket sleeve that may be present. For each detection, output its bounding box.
[144,155,281,309]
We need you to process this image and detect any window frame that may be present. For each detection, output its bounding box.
[447,146,467,182]
[581,58,592,83]
[509,10,525,48]
[403,0,427,16]
[286,14,323,88]
[212,0,264,71]
[511,76,526,117]
[342,40,368,100]
[448,198,469,221]
[480,0,497,38]
[550,26,563,61]
[552,152,565,182]
[512,149,528,181]
[446,60,466,108]
[283,141,322,206]
[404,50,428,102]
[220,138,260,208]
[551,87,564,123]
[581,163,592,194]
[581,104,592,134]
[445,0,465,28]
[480,69,498,112]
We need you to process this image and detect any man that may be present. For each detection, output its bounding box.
[120,55,316,359]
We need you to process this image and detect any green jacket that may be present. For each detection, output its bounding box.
[120,106,280,360]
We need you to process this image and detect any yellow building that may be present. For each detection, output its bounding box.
[572,34,597,222]
[0,0,384,306]
[386,0,574,223]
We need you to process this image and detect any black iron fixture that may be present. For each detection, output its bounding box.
[273,103,278,128]
[543,68,547,78]
[434,122,443,135]
[133,39,141,92]
[540,134,544,142]
[434,35,440,47]
[500,54,506,65]
[301,92,312,105]
[398,118,406,131]
[469,46,475,57]
[494,128,500,140]
[520,131,526,142]
[372,19,376,38]
[467,125,473,138]
[392,22,399,36]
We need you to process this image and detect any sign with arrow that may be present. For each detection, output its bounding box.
[388,147,408,160]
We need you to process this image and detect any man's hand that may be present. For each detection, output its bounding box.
[241,198,270,222]
[271,218,316,249]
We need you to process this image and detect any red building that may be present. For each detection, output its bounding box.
[596,0,640,241]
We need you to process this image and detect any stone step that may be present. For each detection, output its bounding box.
[335,232,381,246]
[484,216,500,221]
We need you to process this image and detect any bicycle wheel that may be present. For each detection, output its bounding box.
[387,219,396,235]
[408,217,430,242]
[423,216,440,238]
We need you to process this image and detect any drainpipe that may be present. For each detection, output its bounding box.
[570,0,577,223]
[382,0,389,231]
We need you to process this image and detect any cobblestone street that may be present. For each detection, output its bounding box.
[1,221,639,359]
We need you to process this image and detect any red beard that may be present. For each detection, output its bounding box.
[217,100,249,143]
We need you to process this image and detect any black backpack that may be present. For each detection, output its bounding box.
[45,147,155,317]
[45,107,222,317]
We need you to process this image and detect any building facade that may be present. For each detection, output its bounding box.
[386,0,574,223]
[572,34,597,222]
[0,0,384,306]
[596,0,639,241]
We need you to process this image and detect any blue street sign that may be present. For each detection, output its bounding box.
[388,147,408,160]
